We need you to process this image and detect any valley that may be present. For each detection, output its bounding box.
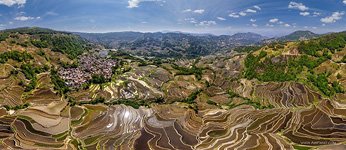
[0,27,345,150]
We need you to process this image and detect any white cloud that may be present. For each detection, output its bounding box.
[343,0,346,4]
[245,9,256,13]
[193,9,205,14]
[251,23,258,27]
[182,9,192,12]
[14,16,35,21]
[185,18,197,24]
[128,0,140,8]
[288,2,309,11]
[269,18,279,23]
[320,11,345,23]
[250,18,256,22]
[278,21,284,24]
[217,17,226,21]
[266,24,274,27]
[300,12,310,16]
[254,5,261,10]
[229,13,240,18]
[239,11,247,16]
[313,12,321,17]
[183,9,205,14]
[284,23,291,27]
[0,0,25,7]
[127,0,162,8]
[198,21,216,27]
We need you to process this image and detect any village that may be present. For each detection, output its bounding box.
[58,54,117,88]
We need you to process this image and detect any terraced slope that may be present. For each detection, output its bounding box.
[0,28,345,149]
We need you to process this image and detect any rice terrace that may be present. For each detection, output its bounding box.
[0,0,345,149]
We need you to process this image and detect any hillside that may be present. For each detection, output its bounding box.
[278,30,320,41]
[0,27,345,149]
[75,31,266,58]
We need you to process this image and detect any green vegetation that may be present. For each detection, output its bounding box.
[51,69,70,95]
[31,39,49,48]
[78,97,106,105]
[181,90,201,104]
[0,32,9,42]
[20,64,48,92]
[0,51,33,64]
[90,74,110,84]
[172,64,203,80]
[207,99,217,105]
[308,73,344,96]
[233,46,262,53]
[244,50,326,82]
[298,32,346,56]
[3,103,30,111]
[108,99,149,109]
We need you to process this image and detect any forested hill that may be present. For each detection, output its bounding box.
[1,27,89,59]
[75,31,267,58]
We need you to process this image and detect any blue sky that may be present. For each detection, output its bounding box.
[0,0,345,36]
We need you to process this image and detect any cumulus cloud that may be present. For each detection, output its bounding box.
[0,0,25,7]
[269,18,279,23]
[300,12,310,16]
[128,0,140,8]
[185,18,197,24]
[288,2,309,11]
[343,0,346,4]
[239,11,247,16]
[245,9,257,13]
[251,23,258,27]
[313,12,321,17]
[193,9,205,14]
[229,13,240,18]
[250,18,256,22]
[183,9,205,14]
[182,9,192,12]
[198,21,216,27]
[254,5,261,10]
[127,0,162,8]
[217,17,226,21]
[284,23,291,27]
[14,15,35,21]
[320,11,344,23]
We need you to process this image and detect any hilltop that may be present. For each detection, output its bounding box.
[277,30,320,41]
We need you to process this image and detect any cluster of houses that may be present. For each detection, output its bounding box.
[58,54,117,87]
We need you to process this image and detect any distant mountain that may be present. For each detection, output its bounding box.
[75,32,267,58]
[229,32,267,45]
[277,30,320,41]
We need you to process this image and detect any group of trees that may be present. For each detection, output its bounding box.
[308,73,344,97]
[172,64,203,80]
[181,90,201,104]
[90,74,110,84]
[233,46,262,53]
[298,32,346,56]
[20,64,49,92]
[244,50,327,82]
[0,33,9,42]
[31,34,87,59]
[3,103,30,111]
[51,69,70,95]
[0,51,33,64]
